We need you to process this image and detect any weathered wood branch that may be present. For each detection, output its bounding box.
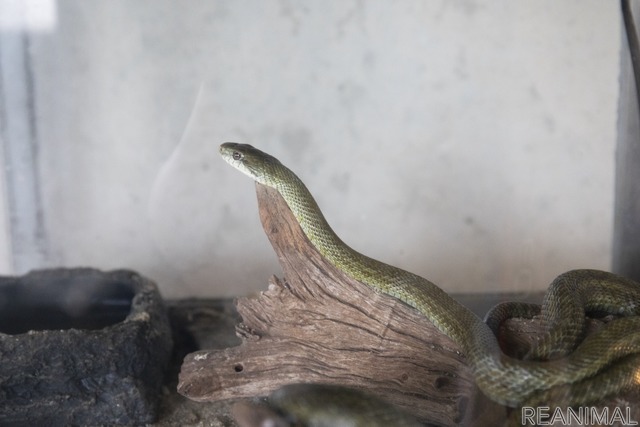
[178,183,638,426]
[178,184,486,425]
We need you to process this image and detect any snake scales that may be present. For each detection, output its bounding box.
[220,142,640,408]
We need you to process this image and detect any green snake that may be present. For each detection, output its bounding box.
[219,142,640,408]
[233,384,423,427]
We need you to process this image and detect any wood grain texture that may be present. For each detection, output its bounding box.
[178,183,638,426]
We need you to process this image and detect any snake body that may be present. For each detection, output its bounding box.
[233,384,423,427]
[220,142,640,407]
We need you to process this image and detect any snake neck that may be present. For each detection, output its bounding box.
[269,167,481,344]
[268,168,344,255]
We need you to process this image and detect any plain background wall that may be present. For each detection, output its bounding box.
[0,1,621,298]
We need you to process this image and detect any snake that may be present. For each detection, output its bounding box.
[233,384,423,427]
[219,142,640,408]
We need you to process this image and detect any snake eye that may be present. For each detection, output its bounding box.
[232,151,243,161]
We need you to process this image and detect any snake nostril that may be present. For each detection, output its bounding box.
[234,363,244,373]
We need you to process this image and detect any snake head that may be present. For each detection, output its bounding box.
[219,142,283,187]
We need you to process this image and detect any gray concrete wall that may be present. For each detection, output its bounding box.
[0,1,621,298]
[614,0,640,282]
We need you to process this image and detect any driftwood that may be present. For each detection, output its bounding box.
[178,183,639,426]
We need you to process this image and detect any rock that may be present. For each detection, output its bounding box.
[0,268,172,426]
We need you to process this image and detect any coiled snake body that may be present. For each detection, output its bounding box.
[220,142,640,407]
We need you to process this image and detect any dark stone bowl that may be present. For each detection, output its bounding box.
[0,268,172,426]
